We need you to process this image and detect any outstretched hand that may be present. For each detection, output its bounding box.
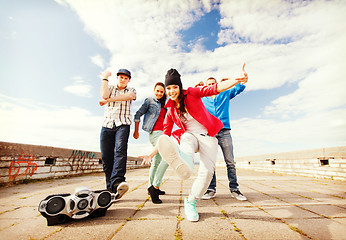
[235,62,248,84]
[138,155,152,166]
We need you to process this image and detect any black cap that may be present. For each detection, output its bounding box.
[117,69,131,79]
[165,69,182,88]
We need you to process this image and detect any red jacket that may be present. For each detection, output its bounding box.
[163,84,224,143]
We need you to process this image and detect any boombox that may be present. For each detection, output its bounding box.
[38,187,117,226]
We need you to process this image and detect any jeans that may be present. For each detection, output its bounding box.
[100,125,130,190]
[134,97,161,132]
[148,131,169,187]
[208,129,238,192]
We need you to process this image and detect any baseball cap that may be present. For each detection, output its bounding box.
[117,69,131,79]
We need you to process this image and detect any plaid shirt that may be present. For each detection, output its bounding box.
[102,85,136,128]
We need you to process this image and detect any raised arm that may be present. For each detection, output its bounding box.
[216,63,248,93]
[100,70,111,100]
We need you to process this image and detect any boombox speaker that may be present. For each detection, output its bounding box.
[38,186,117,226]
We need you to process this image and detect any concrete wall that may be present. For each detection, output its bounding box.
[235,146,346,181]
[2,141,344,184]
[0,142,146,185]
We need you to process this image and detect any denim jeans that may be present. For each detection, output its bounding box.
[148,131,169,187]
[100,125,130,190]
[208,129,238,191]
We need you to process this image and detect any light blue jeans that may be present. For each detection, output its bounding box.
[148,131,169,187]
[208,129,239,192]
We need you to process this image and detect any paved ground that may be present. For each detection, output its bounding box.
[0,166,345,240]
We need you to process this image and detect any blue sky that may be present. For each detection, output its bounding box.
[1,0,345,158]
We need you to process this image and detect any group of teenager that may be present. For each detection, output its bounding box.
[99,64,248,222]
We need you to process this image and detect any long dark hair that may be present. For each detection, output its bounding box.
[176,86,186,117]
[154,82,167,107]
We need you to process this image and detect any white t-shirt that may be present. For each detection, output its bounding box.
[180,111,208,134]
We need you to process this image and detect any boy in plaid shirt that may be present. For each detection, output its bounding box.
[99,68,136,200]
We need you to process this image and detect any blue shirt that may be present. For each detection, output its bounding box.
[202,83,245,129]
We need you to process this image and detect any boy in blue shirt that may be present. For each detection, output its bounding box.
[201,76,247,201]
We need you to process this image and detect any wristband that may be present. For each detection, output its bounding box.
[102,79,109,82]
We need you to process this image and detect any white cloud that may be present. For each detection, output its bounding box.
[90,54,105,69]
[218,0,343,44]
[1,15,17,40]
[51,0,346,156]
[55,0,216,97]
[54,0,69,7]
[264,64,346,117]
[0,94,102,152]
[64,76,93,97]
[232,107,346,157]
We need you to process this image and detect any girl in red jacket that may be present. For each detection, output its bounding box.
[140,65,247,221]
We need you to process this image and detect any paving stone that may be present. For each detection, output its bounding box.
[0,167,345,240]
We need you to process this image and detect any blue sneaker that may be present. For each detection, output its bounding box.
[158,135,193,180]
[184,197,199,222]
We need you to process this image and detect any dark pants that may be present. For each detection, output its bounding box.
[100,125,130,190]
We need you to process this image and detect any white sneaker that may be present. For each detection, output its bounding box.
[230,189,247,201]
[158,135,193,180]
[184,197,199,222]
[114,182,129,200]
[201,190,216,200]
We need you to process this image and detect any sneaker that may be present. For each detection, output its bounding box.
[158,135,193,180]
[230,189,247,201]
[113,182,129,200]
[184,197,199,222]
[201,190,216,200]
